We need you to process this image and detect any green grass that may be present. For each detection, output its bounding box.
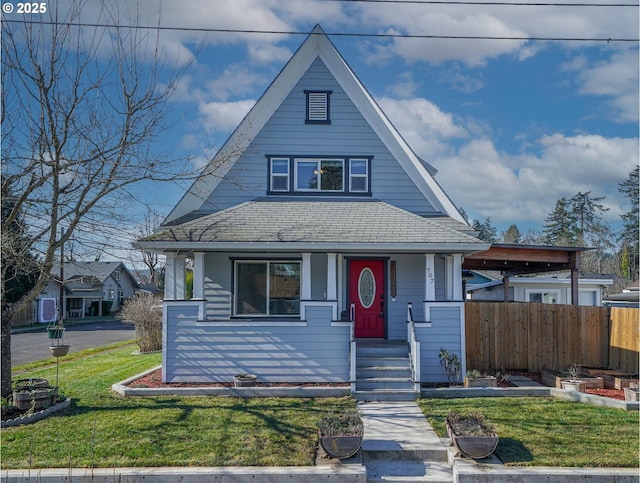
[419,397,639,467]
[2,344,354,469]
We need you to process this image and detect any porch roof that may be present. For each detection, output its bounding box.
[139,199,488,253]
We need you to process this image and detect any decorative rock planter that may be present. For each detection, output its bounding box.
[561,380,586,393]
[13,387,57,411]
[234,374,257,387]
[464,376,497,388]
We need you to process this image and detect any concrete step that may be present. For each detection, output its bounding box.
[364,460,453,482]
[357,357,412,369]
[357,345,409,358]
[357,377,415,391]
[357,367,413,379]
[353,389,418,401]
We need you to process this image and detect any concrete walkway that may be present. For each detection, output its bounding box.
[357,401,452,482]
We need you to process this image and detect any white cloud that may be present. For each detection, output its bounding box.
[385,72,420,98]
[378,96,469,158]
[206,65,268,101]
[575,50,640,123]
[199,99,255,133]
[434,133,639,227]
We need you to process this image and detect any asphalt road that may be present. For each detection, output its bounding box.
[11,319,136,367]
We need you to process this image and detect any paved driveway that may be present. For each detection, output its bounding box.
[11,319,136,367]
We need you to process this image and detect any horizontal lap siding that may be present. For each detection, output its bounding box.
[165,304,350,383]
[202,58,435,216]
[417,305,463,383]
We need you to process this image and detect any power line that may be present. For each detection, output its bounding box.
[4,20,639,42]
[324,0,638,6]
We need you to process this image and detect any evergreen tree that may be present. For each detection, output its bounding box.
[501,224,522,244]
[618,166,639,280]
[472,217,498,243]
[569,191,609,246]
[542,197,578,246]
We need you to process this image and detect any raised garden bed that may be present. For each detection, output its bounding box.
[578,369,638,390]
[541,370,603,389]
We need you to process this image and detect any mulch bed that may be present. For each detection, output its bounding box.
[127,369,349,388]
[127,369,627,400]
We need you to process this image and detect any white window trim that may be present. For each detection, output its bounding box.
[234,260,301,317]
[349,158,369,193]
[294,158,345,192]
[525,288,561,304]
[270,158,290,192]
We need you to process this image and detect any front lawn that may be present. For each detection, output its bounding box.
[419,397,639,467]
[2,344,354,469]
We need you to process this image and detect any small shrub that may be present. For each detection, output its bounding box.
[318,409,363,437]
[438,349,462,385]
[446,410,495,437]
[119,293,162,353]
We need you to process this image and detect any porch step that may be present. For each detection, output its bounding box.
[355,340,417,401]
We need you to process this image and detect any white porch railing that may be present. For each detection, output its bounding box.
[407,303,421,392]
[349,303,356,394]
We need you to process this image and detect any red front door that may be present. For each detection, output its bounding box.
[349,259,385,338]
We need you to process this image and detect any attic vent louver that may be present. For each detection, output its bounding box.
[305,90,331,124]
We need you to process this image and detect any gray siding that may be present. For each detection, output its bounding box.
[164,303,350,383]
[202,58,436,216]
[416,304,464,383]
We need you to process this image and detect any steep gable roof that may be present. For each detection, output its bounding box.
[50,261,138,287]
[165,25,465,225]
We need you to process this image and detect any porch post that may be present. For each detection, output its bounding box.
[193,252,205,300]
[301,252,312,300]
[326,253,337,301]
[445,256,454,301]
[453,253,463,301]
[164,254,186,300]
[425,254,436,301]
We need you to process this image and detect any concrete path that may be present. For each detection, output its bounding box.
[507,375,545,387]
[357,401,452,482]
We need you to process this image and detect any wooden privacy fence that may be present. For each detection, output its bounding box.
[465,302,639,374]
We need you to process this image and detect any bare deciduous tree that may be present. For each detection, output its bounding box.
[1,1,203,397]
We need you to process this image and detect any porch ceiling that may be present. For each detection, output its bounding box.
[463,244,588,276]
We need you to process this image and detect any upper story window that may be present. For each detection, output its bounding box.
[114,270,121,281]
[268,156,371,196]
[305,90,331,124]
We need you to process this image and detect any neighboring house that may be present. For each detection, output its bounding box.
[603,283,640,308]
[138,26,489,395]
[42,261,139,318]
[466,270,613,306]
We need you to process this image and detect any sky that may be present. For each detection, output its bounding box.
[7,0,639,265]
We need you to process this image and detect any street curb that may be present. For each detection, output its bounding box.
[1,465,367,482]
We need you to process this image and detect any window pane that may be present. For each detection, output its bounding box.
[320,160,343,191]
[269,263,300,315]
[350,160,367,175]
[543,293,557,304]
[272,159,289,174]
[236,263,267,315]
[351,176,366,192]
[272,175,288,191]
[297,161,318,190]
[529,293,542,303]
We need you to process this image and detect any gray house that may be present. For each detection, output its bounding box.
[139,26,489,398]
[42,261,139,318]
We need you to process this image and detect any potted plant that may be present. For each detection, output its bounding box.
[318,409,363,459]
[446,410,499,459]
[624,382,639,401]
[47,322,65,339]
[561,364,586,393]
[233,374,257,387]
[464,369,497,388]
[439,349,462,386]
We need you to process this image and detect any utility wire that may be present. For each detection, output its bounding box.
[323,0,638,6]
[4,20,639,42]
